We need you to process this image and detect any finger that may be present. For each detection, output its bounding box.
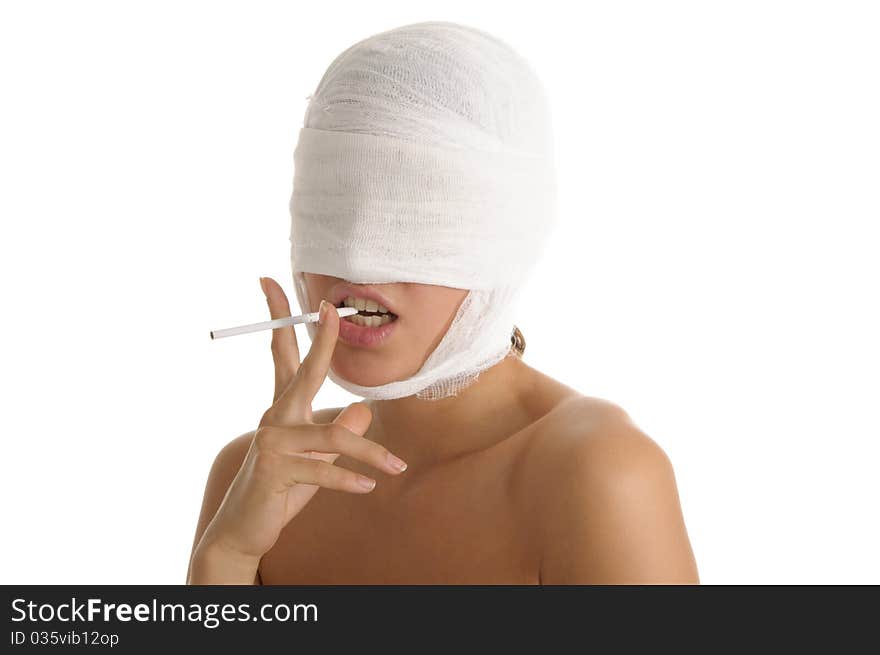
[255,422,406,476]
[273,298,341,421]
[283,458,377,494]
[299,450,338,465]
[260,277,300,401]
[283,403,373,465]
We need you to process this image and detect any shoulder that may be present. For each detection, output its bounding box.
[540,396,673,484]
[521,396,699,584]
[518,395,668,481]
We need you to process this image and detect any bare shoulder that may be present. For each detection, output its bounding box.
[517,396,675,514]
[519,395,699,584]
[533,395,672,479]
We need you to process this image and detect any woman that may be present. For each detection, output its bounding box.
[187,21,698,584]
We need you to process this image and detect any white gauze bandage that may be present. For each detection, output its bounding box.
[289,21,557,400]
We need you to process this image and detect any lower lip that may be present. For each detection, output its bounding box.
[337,313,398,348]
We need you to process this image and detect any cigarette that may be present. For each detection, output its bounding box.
[210,306,359,340]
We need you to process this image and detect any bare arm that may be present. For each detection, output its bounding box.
[187,431,260,584]
[539,407,699,584]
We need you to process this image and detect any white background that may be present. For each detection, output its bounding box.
[1,1,877,584]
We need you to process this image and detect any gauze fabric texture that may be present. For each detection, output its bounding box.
[289,20,557,400]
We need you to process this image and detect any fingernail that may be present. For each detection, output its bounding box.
[259,277,268,298]
[357,475,376,490]
[318,299,329,326]
[387,453,408,472]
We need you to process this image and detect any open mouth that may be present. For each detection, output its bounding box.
[335,296,400,328]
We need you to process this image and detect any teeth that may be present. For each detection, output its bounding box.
[345,314,393,327]
[342,295,392,314]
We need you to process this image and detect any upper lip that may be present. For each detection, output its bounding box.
[329,283,398,315]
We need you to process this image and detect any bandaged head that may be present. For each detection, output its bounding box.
[289,21,557,400]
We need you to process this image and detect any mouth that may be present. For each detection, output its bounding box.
[334,295,399,327]
[329,286,400,348]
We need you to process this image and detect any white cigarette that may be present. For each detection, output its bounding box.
[210,306,359,340]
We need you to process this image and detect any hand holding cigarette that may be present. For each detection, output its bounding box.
[188,277,408,583]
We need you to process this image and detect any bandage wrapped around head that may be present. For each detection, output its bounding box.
[289,21,557,400]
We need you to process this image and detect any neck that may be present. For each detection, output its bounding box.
[364,353,535,468]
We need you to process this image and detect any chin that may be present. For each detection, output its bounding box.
[330,351,410,387]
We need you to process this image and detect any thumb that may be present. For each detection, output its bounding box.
[333,401,373,437]
[307,402,373,465]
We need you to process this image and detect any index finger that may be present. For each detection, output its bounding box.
[273,298,341,422]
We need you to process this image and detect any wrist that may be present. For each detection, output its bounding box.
[189,536,261,585]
